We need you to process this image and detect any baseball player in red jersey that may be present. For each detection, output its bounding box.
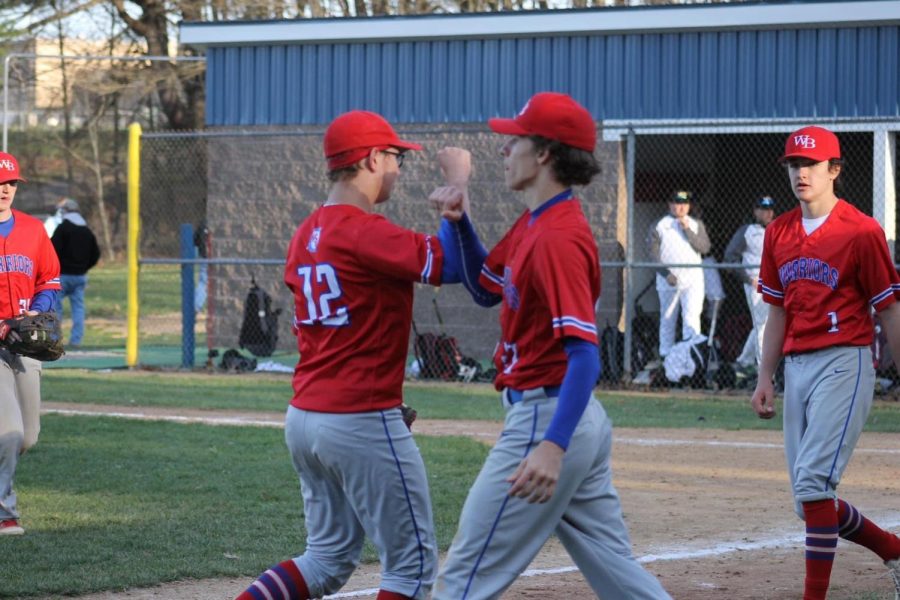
[0,152,61,536]
[752,126,900,599]
[430,93,671,599]
[234,111,452,600]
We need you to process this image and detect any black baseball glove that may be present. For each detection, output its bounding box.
[400,403,418,431]
[0,312,65,361]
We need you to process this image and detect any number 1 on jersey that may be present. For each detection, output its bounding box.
[827,311,839,333]
[297,264,349,326]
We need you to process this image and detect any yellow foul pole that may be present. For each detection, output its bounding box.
[126,123,141,367]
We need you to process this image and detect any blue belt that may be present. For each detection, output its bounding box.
[506,385,562,404]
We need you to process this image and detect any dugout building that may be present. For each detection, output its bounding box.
[175,0,900,376]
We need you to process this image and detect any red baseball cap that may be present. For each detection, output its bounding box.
[488,92,596,152]
[0,152,25,184]
[780,126,841,163]
[324,110,422,170]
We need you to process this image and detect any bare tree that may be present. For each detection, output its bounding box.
[51,0,75,186]
[109,1,204,130]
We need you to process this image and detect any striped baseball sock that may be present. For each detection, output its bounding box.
[235,559,310,600]
[802,499,839,600]
[375,591,413,600]
[838,499,900,561]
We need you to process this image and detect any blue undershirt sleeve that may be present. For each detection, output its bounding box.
[543,338,601,451]
[451,214,501,307]
[30,289,59,313]
[438,218,461,284]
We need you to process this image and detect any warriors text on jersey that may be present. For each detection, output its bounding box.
[0,209,61,319]
[284,204,443,412]
[758,199,900,354]
[479,195,600,391]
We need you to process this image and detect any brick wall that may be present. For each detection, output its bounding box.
[206,124,624,362]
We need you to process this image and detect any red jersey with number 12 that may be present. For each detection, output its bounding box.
[284,204,443,413]
[479,197,600,391]
[758,199,900,354]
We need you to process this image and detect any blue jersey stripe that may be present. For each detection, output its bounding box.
[760,284,783,298]
[869,285,894,306]
[420,235,434,283]
[552,316,598,335]
[481,265,503,286]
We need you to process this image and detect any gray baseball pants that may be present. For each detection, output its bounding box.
[0,349,42,520]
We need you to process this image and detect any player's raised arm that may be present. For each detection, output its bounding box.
[431,147,500,306]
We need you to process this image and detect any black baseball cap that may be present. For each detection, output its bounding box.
[672,190,692,203]
[756,196,775,209]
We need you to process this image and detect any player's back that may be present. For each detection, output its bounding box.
[284,204,440,413]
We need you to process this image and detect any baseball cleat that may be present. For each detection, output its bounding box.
[0,519,24,535]
[886,558,900,600]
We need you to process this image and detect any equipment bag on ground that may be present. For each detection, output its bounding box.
[238,278,281,357]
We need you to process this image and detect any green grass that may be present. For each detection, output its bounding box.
[2,415,488,597]
[56,262,186,349]
[42,371,900,432]
[86,262,183,319]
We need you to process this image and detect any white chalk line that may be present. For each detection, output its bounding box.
[617,437,900,455]
[45,408,285,428]
[322,516,900,598]
[42,407,900,598]
[44,408,900,454]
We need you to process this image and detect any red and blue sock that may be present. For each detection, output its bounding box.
[838,499,900,561]
[802,499,839,600]
[235,559,310,600]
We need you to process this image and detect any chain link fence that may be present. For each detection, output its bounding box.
[0,52,204,367]
[137,120,900,393]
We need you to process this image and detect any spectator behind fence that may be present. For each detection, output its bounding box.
[51,198,100,348]
[724,196,776,372]
[648,190,711,359]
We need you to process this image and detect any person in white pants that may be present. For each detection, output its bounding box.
[724,196,776,371]
[649,190,711,359]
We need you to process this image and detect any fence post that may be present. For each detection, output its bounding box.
[126,122,141,367]
[873,128,897,259]
[622,128,636,380]
[181,224,196,369]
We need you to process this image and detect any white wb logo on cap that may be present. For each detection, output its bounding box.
[0,159,15,171]
[793,135,816,149]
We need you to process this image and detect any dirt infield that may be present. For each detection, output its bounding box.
[41,403,900,600]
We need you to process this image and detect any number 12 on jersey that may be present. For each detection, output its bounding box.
[296,264,349,326]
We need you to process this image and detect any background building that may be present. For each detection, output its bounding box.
[175,0,900,371]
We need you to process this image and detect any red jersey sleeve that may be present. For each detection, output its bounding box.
[480,238,508,294]
[758,225,783,306]
[531,230,600,344]
[856,222,900,312]
[34,229,61,293]
[479,212,528,294]
[354,215,443,286]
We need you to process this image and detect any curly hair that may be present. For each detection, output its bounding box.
[529,136,601,187]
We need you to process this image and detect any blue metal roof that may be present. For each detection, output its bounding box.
[204,26,899,125]
[193,6,900,126]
